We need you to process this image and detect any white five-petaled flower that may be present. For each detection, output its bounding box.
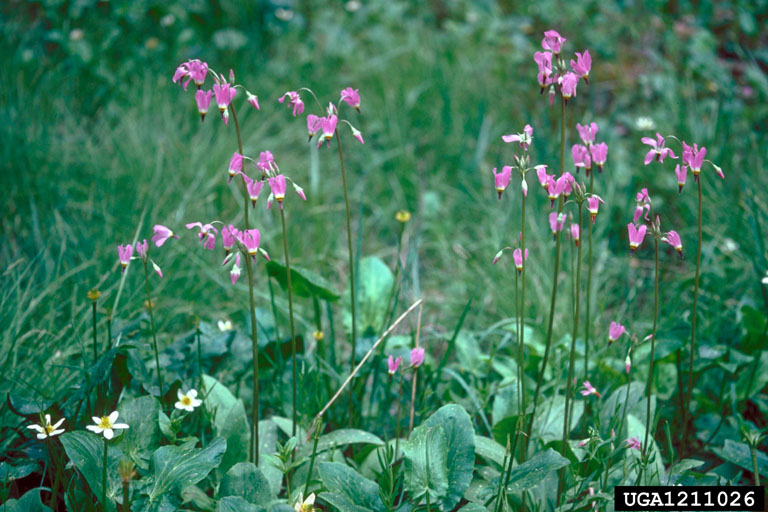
[218,320,233,332]
[86,411,129,440]
[294,493,316,512]
[175,389,203,412]
[28,414,65,439]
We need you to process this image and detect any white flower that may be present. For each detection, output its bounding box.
[175,389,203,412]
[28,414,65,440]
[763,271,768,286]
[86,411,129,440]
[294,493,316,512]
[635,116,655,130]
[218,320,233,332]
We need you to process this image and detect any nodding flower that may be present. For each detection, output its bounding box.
[625,352,632,375]
[560,72,579,102]
[387,355,402,375]
[663,230,683,258]
[590,142,608,173]
[502,124,533,151]
[542,29,566,54]
[608,321,626,344]
[642,133,678,164]
[536,165,551,188]
[558,172,575,198]
[576,122,598,146]
[627,223,647,255]
[195,90,213,122]
[228,152,243,183]
[340,87,361,112]
[307,115,322,141]
[317,115,338,148]
[229,252,242,285]
[570,50,591,82]
[626,437,642,451]
[267,175,287,210]
[572,144,592,174]
[172,59,208,90]
[633,188,651,223]
[549,212,566,238]
[246,91,260,110]
[410,347,425,368]
[256,151,276,174]
[238,229,261,259]
[135,239,148,259]
[534,51,554,89]
[213,83,237,114]
[513,248,529,275]
[570,223,580,246]
[493,166,512,199]
[547,176,564,207]
[521,176,528,197]
[682,142,706,179]
[152,225,178,247]
[580,380,601,398]
[587,195,605,224]
[117,244,133,273]
[279,91,305,117]
[222,224,239,255]
[242,174,265,208]
[675,164,687,194]
[186,222,218,251]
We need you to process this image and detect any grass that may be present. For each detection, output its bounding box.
[1,0,767,494]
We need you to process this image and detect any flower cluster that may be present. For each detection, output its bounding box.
[279,88,365,148]
[534,30,592,105]
[571,122,609,177]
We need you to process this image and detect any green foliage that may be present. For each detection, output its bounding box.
[146,437,226,502]
[203,374,250,476]
[60,432,123,506]
[219,462,274,505]
[318,462,386,512]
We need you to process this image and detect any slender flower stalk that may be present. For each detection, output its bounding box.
[584,171,594,382]
[142,260,163,399]
[409,305,424,433]
[229,103,260,463]
[279,207,299,437]
[558,203,583,500]
[102,438,108,509]
[519,190,527,461]
[642,238,660,478]
[336,130,358,427]
[89,289,100,362]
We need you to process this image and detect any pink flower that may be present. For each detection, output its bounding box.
[627,223,647,254]
[172,59,208,90]
[117,244,133,273]
[307,114,322,141]
[633,188,651,223]
[267,175,287,210]
[521,176,528,197]
[230,253,242,285]
[387,355,402,375]
[625,353,631,375]
[292,181,307,201]
[278,91,304,116]
[410,347,425,368]
[542,30,566,54]
[587,195,605,224]
[222,225,239,254]
[558,172,575,198]
[578,438,590,448]
[642,133,678,165]
[572,144,592,174]
[186,222,218,250]
[576,122,598,146]
[493,166,512,199]
[502,124,533,150]
[570,223,580,246]
[590,142,608,173]
[560,72,579,101]
[626,437,642,451]
[536,165,551,188]
[257,151,276,173]
[195,90,213,122]
[675,164,687,194]
[350,125,365,145]
[682,142,706,179]
[243,175,265,208]
[513,248,528,275]
[228,152,243,183]
[340,87,361,112]
[663,230,683,258]
[547,176,564,207]
[570,50,591,82]
[580,380,601,398]
[549,212,566,238]
[317,115,338,148]
[152,225,177,247]
[213,83,237,113]
[239,228,261,258]
[534,51,554,88]
[135,239,148,259]
[246,91,260,110]
[608,321,626,344]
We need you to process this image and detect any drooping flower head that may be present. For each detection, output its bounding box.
[493,166,512,199]
[195,89,213,122]
[117,244,133,273]
[626,437,642,451]
[608,321,626,344]
[549,212,566,238]
[279,91,304,116]
[642,133,678,165]
[186,222,218,251]
[558,172,575,198]
[536,165,551,188]
[576,122,598,146]
[243,175,265,208]
[387,355,402,375]
[547,176,564,207]
[246,91,260,110]
[627,223,647,254]
[28,414,65,440]
[229,253,242,285]
[675,164,688,194]
[135,239,149,259]
[410,347,425,368]
[663,230,683,258]
[172,59,209,90]
[587,195,605,224]
[256,150,276,174]
[152,225,177,248]
[239,229,261,258]
[570,223,580,246]
[86,411,129,440]
[590,142,608,172]
[513,248,529,275]
[542,30,566,54]
[213,83,237,113]
[175,389,202,412]
[580,380,601,398]
[317,115,338,148]
[682,142,706,179]
[228,152,243,183]
[222,224,239,254]
[340,87,361,112]
[571,50,591,82]
[572,144,592,174]
[560,72,579,102]
[307,114,322,141]
[633,188,651,223]
[502,124,533,151]
[534,51,554,89]
[267,175,287,210]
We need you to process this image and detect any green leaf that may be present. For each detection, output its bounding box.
[403,425,449,503]
[474,435,506,466]
[258,419,282,496]
[117,395,161,470]
[712,439,768,478]
[203,375,250,476]
[504,449,569,494]
[344,256,394,336]
[736,351,768,399]
[219,462,273,505]
[6,488,52,512]
[217,496,262,512]
[297,429,384,458]
[457,504,489,512]
[532,395,582,443]
[60,431,122,508]
[181,485,216,512]
[267,261,340,301]
[7,390,53,416]
[0,461,37,481]
[147,437,226,501]
[318,462,385,512]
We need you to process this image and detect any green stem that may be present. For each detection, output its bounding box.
[122,479,130,512]
[584,171,594,384]
[102,438,108,511]
[230,103,261,464]
[303,424,322,498]
[642,239,660,480]
[520,190,527,462]
[335,130,358,427]
[47,439,61,510]
[143,260,164,399]
[558,204,583,503]
[526,95,566,453]
[280,207,299,437]
[92,301,98,362]
[682,178,702,452]
[750,443,760,486]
